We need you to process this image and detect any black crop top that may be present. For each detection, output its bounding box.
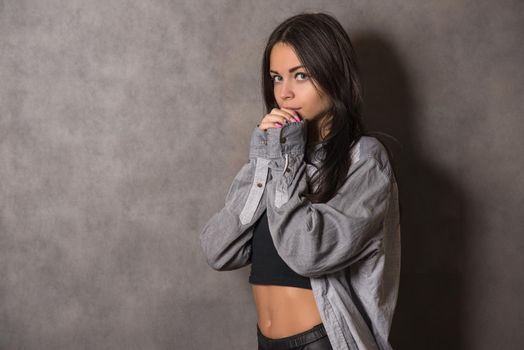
[249,209,312,290]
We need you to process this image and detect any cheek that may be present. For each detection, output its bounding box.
[304,89,324,108]
[273,86,282,101]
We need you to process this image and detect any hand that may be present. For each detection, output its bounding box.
[257,108,302,131]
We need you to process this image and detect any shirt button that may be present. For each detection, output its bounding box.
[256,182,263,187]
[285,168,291,173]
[280,137,287,143]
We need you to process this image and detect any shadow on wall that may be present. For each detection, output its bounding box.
[353,32,469,350]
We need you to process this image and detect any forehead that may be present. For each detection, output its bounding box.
[270,43,302,67]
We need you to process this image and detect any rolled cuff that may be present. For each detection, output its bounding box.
[249,120,308,160]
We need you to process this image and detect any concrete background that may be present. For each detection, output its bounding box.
[1,1,522,349]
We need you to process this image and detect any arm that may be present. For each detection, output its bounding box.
[199,127,271,271]
[264,120,393,278]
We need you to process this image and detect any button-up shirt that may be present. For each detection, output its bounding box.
[200,119,401,350]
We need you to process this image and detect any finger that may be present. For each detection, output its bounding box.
[271,109,297,123]
[265,114,290,126]
[259,112,296,130]
[260,120,283,129]
[279,108,301,122]
[258,120,281,130]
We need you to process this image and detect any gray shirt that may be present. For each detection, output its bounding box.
[199,119,401,350]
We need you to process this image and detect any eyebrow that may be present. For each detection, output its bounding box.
[269,65,305,74]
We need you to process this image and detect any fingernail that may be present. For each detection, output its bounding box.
[293,116,300,122]
[275,122,282,127]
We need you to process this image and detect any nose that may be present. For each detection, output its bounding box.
[279,79,294,100]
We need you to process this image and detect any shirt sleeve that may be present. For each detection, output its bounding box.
[264,120,393,278]
[199,127,270,271]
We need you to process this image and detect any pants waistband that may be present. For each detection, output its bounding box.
[257,323,327,350]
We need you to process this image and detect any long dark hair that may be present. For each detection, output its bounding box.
[262,12,374,203]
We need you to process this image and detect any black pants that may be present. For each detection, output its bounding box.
[257,323,333,350]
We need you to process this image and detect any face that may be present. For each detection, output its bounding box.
[269,42,333,125]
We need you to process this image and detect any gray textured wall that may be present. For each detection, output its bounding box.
[1,1,522,349]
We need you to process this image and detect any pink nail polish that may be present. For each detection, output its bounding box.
[293,116,300,122]
[275,122,282,127]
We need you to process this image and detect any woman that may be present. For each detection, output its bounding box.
[200,12,401,350]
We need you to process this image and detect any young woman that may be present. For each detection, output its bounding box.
[200,12,401,350]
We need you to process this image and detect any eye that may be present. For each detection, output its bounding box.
[270,72,309,83]
[296,72,309,80]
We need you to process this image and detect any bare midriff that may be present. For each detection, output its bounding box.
[251,284,323,339]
